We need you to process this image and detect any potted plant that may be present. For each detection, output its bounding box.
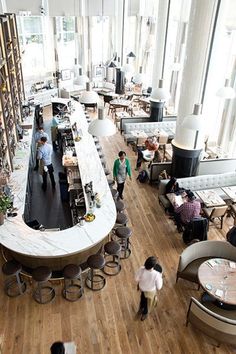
[0,193,12,225]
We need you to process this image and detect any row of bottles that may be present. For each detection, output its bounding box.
[0,13,24,183]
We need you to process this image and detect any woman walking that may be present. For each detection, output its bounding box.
[113,151,132,200]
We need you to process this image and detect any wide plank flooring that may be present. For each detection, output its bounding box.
[0,105,235,354]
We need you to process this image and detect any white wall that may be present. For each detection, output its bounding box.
[5,0,41,15]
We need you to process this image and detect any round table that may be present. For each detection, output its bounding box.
[198,258,236,306]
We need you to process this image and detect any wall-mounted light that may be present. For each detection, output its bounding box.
[127,51,136,58]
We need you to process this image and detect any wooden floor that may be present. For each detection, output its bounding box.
[0,105,235,354]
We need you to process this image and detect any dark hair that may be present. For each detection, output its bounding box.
[144,256,157,270]
[118,151,126,157]
[186,190,195,201]
[38,126,44,130]
[50,342,65,354]
[40,136,47,143]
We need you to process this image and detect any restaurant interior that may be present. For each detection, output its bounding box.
[0,1,236,353]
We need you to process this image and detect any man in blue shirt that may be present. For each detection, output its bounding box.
[37,136,55,191]
[34,127,49,171]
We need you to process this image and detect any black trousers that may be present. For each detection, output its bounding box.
[136,148,144,169]
[117,182,125,199]
[42,164,55,190]
[139,292,148,315]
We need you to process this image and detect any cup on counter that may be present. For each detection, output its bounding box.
[78,217,85,226]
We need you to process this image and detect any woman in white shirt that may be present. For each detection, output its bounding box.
[135,256,163,321]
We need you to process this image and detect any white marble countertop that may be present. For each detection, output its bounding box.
[0,101,116,257]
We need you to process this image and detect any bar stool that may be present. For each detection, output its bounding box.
[93,137,99,143]
[85,254,106,291]
[115,213,128,227]
[104,169,111,176]
[107,178,114,187]
[101,158,106,168]
[113,227,132,259]
[111,188,119,200]
[96,145,102,151]
[103,241,121,276]
[62,264,83,302]
[32,266,55,304]
[2,260,26,297]
[115,200,126,213]
[99,151,105,158]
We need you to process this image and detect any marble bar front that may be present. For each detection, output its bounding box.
[0,100,116,272]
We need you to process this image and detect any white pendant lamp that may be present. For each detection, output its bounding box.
[80,82,99,104]
[150,79,170,102]
[216,79,236,99]
[74,68,89,87]
[88,107,116,137]
[182,103,204,149]
[132,66,143,85]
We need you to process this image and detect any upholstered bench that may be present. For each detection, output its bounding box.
[158,171,236,212]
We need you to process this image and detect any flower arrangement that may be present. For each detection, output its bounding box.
[0,192,12,214]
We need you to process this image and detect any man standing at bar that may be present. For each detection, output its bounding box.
[38,136,56,191]
[34,126,49,171]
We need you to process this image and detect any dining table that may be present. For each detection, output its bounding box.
[109,98,131,110]
[166,192,187,207]
[221,186,236,203]
[198,258,236,307]
[195,189,226,207]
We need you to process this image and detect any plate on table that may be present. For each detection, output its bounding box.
[84,213,95,222]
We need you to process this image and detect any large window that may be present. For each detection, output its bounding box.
[17,16,55,94]
[55,17,76,71]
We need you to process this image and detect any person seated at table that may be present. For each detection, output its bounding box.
[165,177,180,215]
[135,137,159,170]
[173,190,201,233]
[226,226,236,246]
[165,177,180,194]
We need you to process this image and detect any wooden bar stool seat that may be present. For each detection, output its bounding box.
[62,264,83,301]
[115,200,126,213]
[103,241,121,276]
[2,260,26,297]
[32,266,55,304]
[112,227,132,259]
[85,254,106,291]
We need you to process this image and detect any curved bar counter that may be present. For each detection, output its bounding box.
[0,101,116,271]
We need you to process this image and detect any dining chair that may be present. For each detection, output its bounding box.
[158,134,169,161]
[202,205,229,229]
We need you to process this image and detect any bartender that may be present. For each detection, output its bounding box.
[51,115,59,150]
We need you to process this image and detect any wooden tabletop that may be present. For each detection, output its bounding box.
[110,99,131,107]
[196,189,226,207]
[222,186,236,203]
[198,258,236,305]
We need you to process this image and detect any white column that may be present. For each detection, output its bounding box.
[0,0,6,13]
[174,0,219,150]
[151,0,169,89]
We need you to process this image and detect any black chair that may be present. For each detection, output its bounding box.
[182,217,208,245]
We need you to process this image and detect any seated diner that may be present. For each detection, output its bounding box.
[173,190,201,233]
